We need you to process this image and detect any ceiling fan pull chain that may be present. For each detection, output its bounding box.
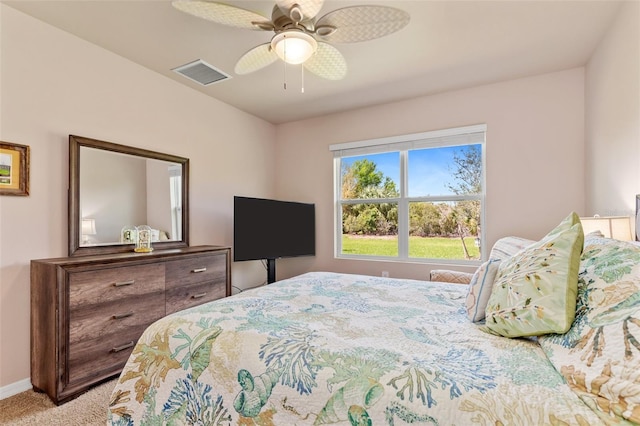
[301,65,305,94]
[283,61,287,90]
[283,38,288,90]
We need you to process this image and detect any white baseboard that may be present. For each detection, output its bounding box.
[0,378,32,400]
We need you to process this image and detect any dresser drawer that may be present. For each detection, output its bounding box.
[68,323,153,385]
[165,253,226,288]
[69,292,165,345]
[68,292,165,384]
[166,280,227,315]
[68,263,165,306]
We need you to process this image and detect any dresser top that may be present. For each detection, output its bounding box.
[31,245,230,266]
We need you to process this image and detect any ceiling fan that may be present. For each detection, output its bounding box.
[171,0,410,81]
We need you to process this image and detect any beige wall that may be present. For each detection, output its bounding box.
[0,5,276,391]
[275,68,586,281]
[585,0,640,220]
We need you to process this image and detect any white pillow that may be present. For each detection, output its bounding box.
[465,259,501,322]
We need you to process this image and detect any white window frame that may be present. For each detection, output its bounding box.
[330,124,486,265]
[168,165,182,240]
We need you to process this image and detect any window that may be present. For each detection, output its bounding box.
[331,125,486,264]
[168,165,182,240]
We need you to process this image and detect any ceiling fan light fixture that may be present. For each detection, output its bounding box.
[271,30,317,65]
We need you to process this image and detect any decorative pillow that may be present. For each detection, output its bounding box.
[429,269,473,284]
[538,237,640,424]
[488,236,535,261]
[460,236,534,322]
[585,230,605,240]
[465,259,501,322]
[484,212,584,337]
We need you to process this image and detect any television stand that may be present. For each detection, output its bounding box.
[267,258,276,284]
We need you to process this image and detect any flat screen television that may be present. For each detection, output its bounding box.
[234,196,315,283]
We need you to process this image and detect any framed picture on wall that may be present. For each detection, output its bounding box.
[0,141,30,196]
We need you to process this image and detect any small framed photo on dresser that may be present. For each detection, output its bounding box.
[0,141,30,196]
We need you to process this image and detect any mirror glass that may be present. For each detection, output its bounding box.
[69,135,189,256]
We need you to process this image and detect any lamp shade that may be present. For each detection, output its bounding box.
[580,215,633,241]
[81,218,96,236]
[271,30,317,65]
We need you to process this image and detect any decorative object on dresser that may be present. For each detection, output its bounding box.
[134,225,153,253]
[120,225,136,244]
[30,245,231,405]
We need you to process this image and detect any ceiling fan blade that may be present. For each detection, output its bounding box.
[171,1,272,30]
[315,6,410,43]
[235,43,278,75]
[275,0,324,21]
[304,42,347,80]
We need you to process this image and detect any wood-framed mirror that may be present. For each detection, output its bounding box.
[69,135,189,256]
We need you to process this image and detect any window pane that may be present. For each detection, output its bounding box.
[408,201,481,260]
[340,152,399,200]
[341,202,398,256]
[408,144,482,197]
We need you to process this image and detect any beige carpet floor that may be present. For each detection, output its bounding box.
[0,379,117,425]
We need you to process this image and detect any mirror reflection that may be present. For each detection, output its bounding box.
[79,146,183,247]
[69,135,189,256]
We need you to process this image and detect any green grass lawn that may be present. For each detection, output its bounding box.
[341,235,480,260]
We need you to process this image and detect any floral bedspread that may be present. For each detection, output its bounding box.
[108,272,603,425]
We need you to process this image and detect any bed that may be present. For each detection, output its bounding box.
[107,271,612,425]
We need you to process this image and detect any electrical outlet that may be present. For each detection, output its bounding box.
[381,271,389,277]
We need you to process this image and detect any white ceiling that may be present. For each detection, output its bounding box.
[4,0,623,124]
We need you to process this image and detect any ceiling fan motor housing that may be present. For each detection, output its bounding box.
[271,5,314,33]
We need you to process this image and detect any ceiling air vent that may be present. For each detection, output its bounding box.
[172,59,230,86]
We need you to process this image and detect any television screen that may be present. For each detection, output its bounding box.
[233,196,315,262]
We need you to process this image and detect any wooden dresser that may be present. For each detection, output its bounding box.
[30,245,231,404]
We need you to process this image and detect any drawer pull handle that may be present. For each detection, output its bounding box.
[192,292,207,299]
[111,341,135,353]
[113,311,134,320]
[113,280,135,287]
[192,268,207,273]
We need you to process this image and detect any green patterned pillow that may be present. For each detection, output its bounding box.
[484,212,584,337]
[539,237,640,424]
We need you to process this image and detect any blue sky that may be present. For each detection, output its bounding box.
[342,144,479,196]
